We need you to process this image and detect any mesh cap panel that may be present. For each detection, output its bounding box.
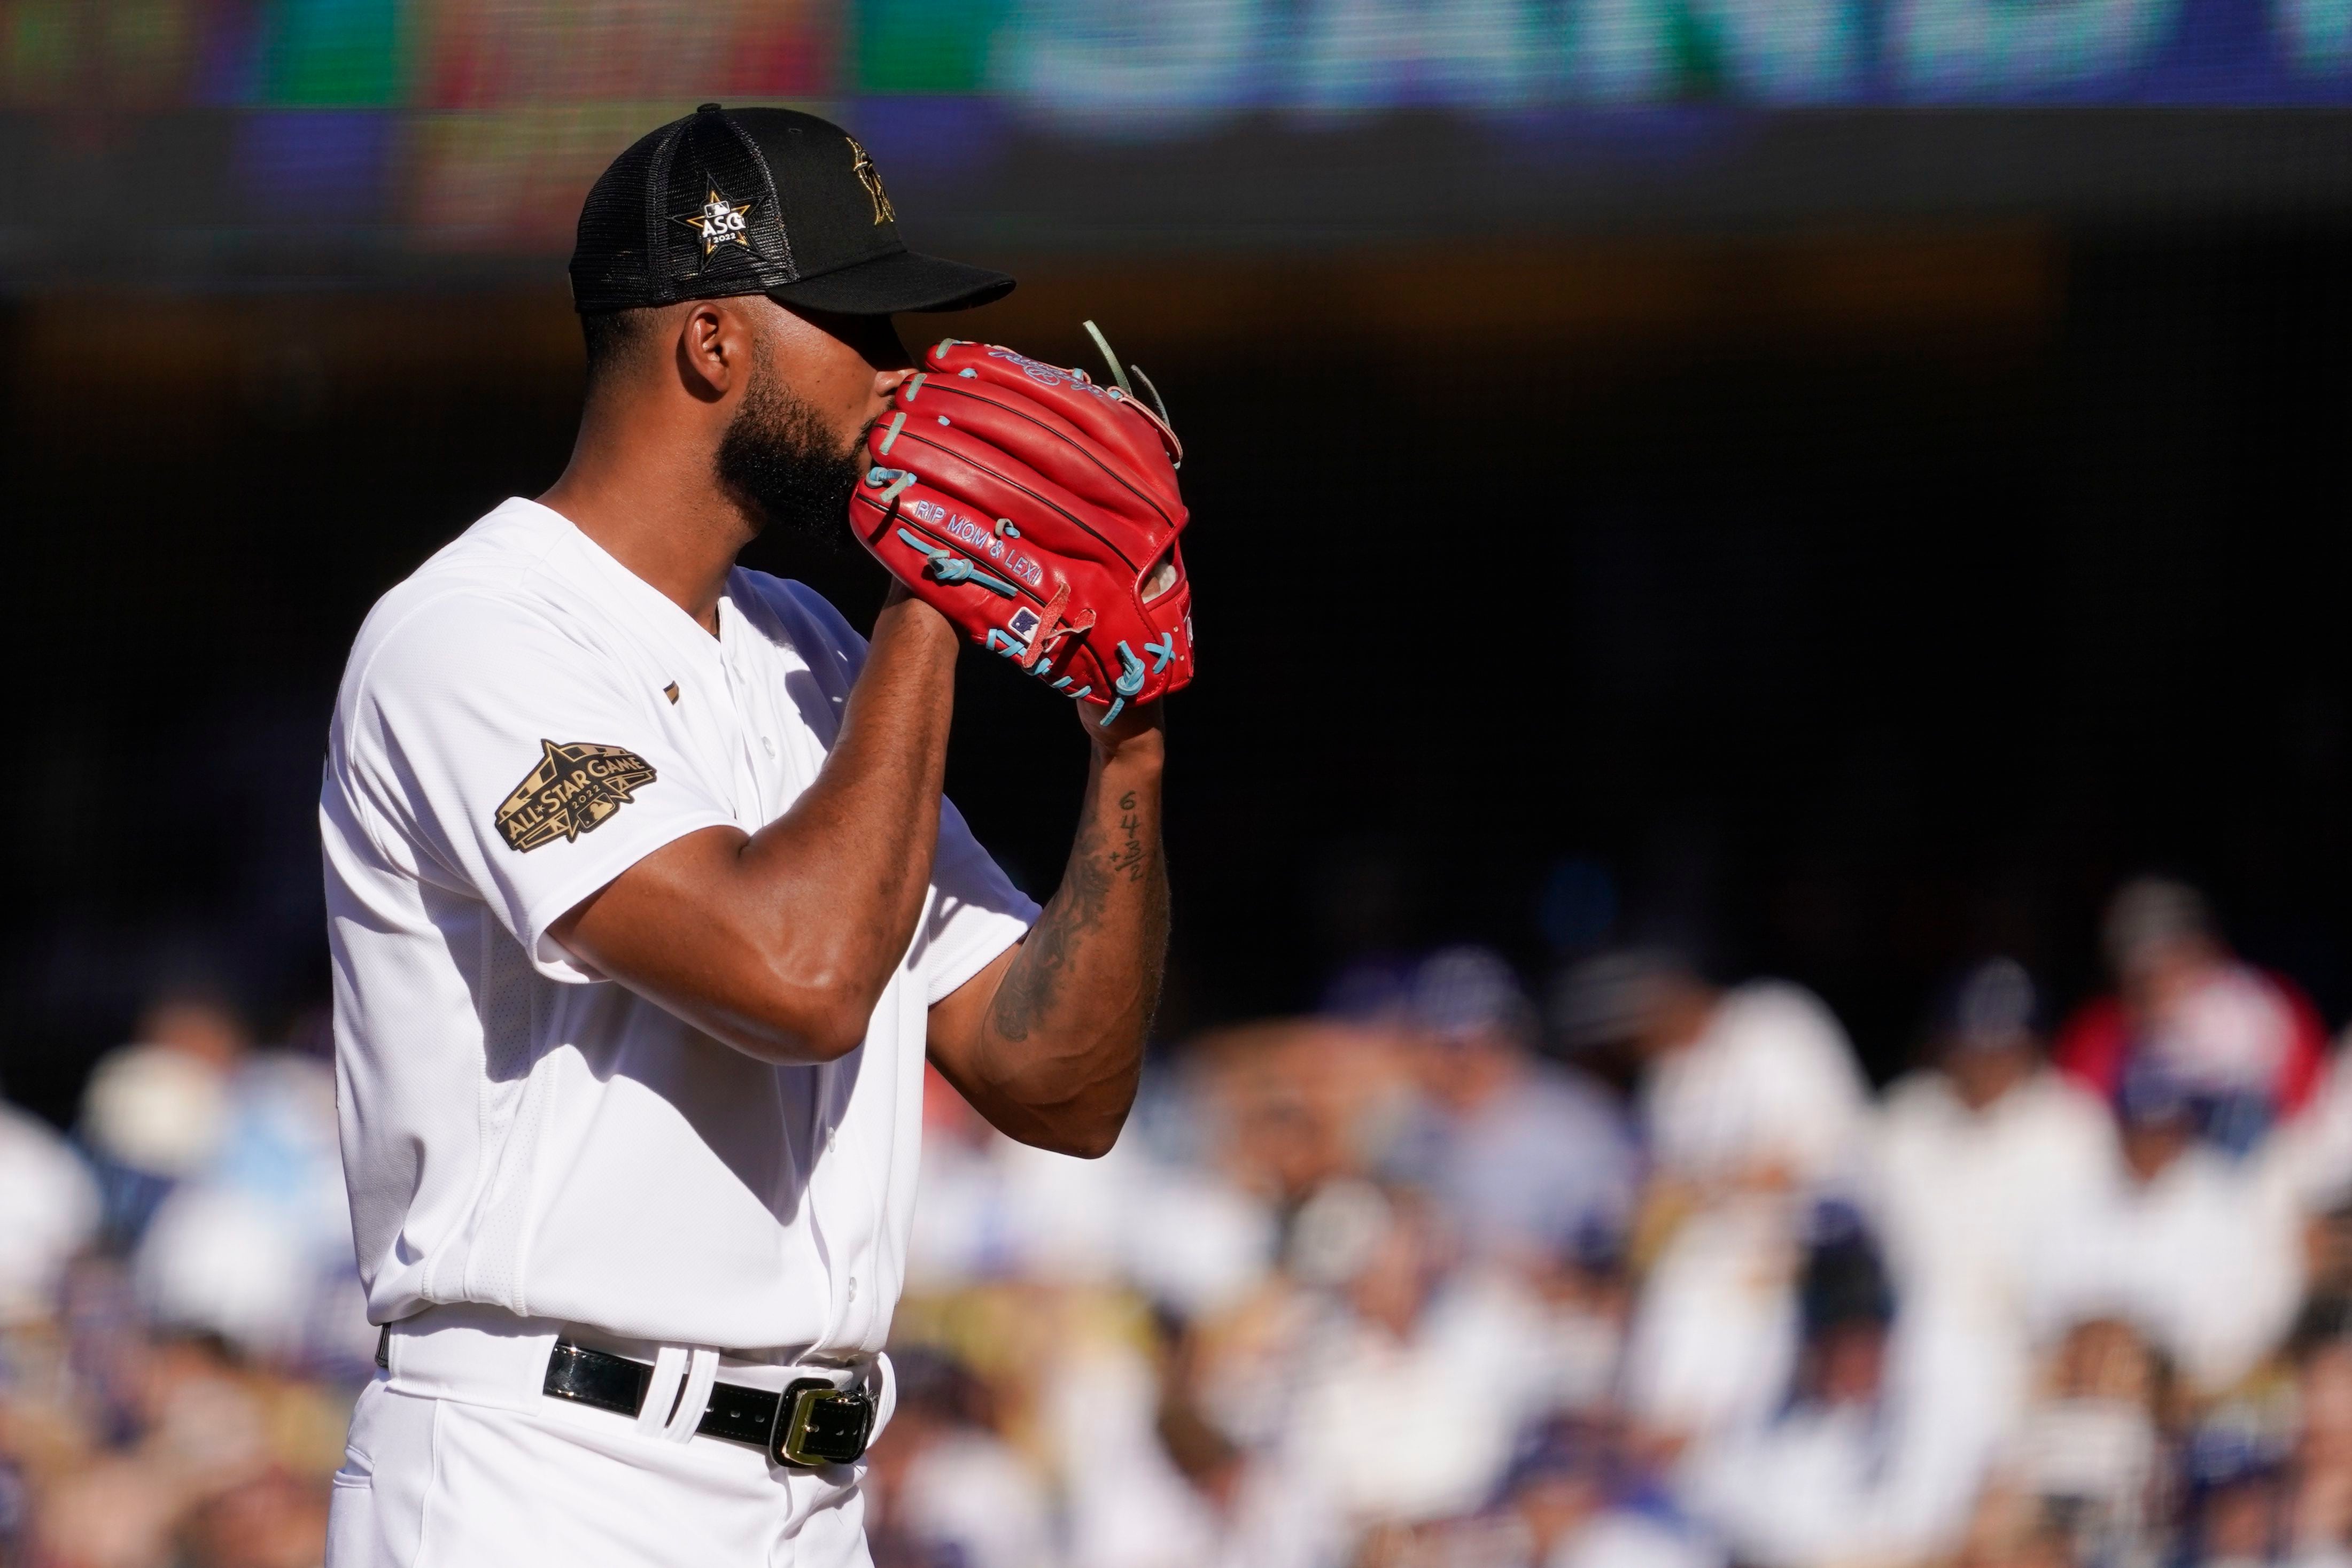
[570,122,676,314]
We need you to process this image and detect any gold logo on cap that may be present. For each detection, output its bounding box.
[848,137,895,226]
[493,740,658,853]
[674,187,758,259]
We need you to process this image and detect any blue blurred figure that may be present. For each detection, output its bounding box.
[1491,1418,1719,1568]
[1387,946,1637,1266]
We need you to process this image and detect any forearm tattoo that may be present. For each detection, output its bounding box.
[1110,791,1148,884]
[990,786,1165,1044]
[991,806,1116,1043]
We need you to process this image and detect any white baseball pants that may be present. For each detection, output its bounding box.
[325,1306,889,1568]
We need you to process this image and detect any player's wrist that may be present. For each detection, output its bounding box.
[1086,701,1166,764]
[871,587,958,651]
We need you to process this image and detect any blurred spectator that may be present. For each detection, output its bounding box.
[2290,1311,2352,1567]
[1682,1217,2002,1567]
[2032,1060,2305,1392]
[134,1041,371,1374]
[0,1087,99,1328]
[2264,1033,2352,1218]
[1492,1419,1720,1568]
[1558,951,1867,1441]
[2056,878,2328,1152]
[178,1469,333,1568]
[77,990,250,1249]
[1558,951,1868,1203]
[907,1061,1278,1318]
[1249,1184,1562,1556]
[1385,947,1637,1266]
[1196,1015,1418,1216]
[1999,1316,2171,1568]
[1047,1305,1247,1568]
[867,1349,1057,1568]
[1869,958,2118,1425]
[27,1329,276,1568]
[2180,1412,2296,1568]
[1518,1223,1638,1420]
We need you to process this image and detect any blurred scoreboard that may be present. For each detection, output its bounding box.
[4,0,2352,279]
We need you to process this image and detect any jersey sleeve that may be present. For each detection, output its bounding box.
[918,795,1042,1005]
[340,591,740,983]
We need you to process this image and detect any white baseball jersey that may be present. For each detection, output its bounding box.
[320,496,1036,1356]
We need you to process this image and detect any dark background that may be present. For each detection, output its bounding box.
[4,215,2348,1123]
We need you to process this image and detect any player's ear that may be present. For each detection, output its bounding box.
[672,300,745,405]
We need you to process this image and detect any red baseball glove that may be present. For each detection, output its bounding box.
[849,335,1193,727]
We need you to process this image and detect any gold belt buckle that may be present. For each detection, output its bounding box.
[771,1377,874,1467]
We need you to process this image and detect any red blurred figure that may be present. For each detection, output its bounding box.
[2053,877,2326,1147]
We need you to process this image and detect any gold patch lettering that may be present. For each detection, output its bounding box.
[493,739,658,853]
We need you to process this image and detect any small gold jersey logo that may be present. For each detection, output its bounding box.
[493,739,658,853]
[848,137,895,226]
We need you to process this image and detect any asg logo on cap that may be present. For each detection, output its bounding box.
[675,186,758,261]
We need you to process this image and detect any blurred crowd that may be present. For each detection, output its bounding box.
[13,875,2352,1568]
[870,876,2352,1568]
[0,994,371,1568]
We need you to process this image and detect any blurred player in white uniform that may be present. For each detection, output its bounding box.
[1554,950,1868,1441]
[1868,959,2116,1430]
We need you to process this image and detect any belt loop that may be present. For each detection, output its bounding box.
[665,1347,720,1445]
[633,1345,689,1439]
[870,1350,897,1443]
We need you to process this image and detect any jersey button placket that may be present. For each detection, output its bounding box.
[712,614,764,814]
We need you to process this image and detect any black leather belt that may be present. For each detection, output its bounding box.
[371,1325,873,1467]
[542,1339,875,1467]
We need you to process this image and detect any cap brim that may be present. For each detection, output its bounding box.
[766,248,1014,316]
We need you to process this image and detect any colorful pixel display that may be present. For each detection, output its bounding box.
[3,0,2349,261]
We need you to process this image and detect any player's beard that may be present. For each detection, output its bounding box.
[715,344,863,553]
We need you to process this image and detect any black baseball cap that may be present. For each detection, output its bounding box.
[569,103,1013,317]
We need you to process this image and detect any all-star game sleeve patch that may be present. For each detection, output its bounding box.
[493,739,659,853]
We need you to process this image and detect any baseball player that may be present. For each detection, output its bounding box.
[319,104,1189,1566]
